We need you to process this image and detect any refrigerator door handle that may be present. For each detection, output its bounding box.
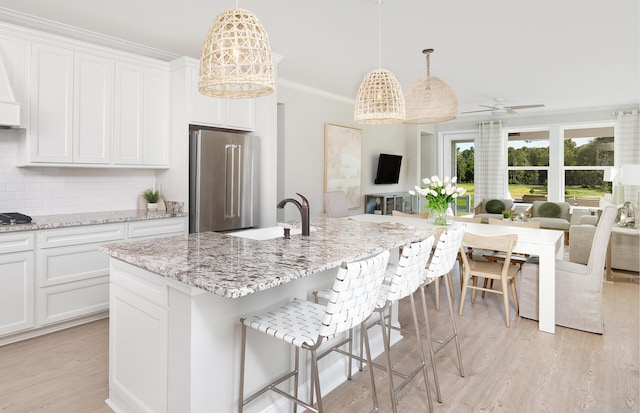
[225,144,242,219]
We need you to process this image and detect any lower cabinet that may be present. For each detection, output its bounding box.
[0,216,187,344]
[0,251,35,336]
[109,262,168,413]
[36,223,125,326]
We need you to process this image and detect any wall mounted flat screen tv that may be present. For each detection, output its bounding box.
[374,153,402,184]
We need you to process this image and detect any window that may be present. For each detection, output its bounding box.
[507,131,550,202]
[444,131,475,215]
[563,127,614,206]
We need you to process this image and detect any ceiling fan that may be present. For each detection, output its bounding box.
[461,97,545,115]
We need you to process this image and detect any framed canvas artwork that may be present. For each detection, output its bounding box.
[324,123,362,209]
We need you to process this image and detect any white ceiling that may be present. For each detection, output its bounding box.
[0,0,638,119]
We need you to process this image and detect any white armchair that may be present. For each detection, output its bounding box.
[518,206,617,334]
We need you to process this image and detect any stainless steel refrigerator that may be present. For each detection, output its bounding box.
[189,128,259,233]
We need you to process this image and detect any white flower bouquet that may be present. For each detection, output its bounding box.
[409,176,466,225]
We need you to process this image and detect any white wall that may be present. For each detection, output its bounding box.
[0,131,156,216]
[276,84,413,221]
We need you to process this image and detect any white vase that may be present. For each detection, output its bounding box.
[147,202,158,211]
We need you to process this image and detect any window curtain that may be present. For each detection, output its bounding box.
[474,120,507,206]
[615,110,640,202]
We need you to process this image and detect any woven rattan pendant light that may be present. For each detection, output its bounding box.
[199,4,275,98]
[354,1,405,124]
[404,49,458,124]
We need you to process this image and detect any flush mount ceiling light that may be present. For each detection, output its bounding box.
[199,4,275,99]
[404,49,458,124]
[354,0,405,124]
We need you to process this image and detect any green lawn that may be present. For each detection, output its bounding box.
[454,183,608,213]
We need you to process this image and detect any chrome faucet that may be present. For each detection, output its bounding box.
[277,193,310,236]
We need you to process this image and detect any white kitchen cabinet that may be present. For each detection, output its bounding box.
[17,32,170,168]
[0,233,35,337]
[29,44,114,164]
[36,223,125,326]
[73,52,114,164]
[29,43,74,162]
[109,275,168,413]
[0,216,186,346]
[186,63,255,131]
[142,68,170,166]
[113,62,143,164]
[113,64,170,166]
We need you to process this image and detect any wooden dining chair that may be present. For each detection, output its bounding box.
[391,210,429,219]
[458,232,521,327]
[483,218,541,272]
[452,216,482,223]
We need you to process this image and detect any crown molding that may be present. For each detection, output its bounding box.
[0,7,180,61]
[277,78,354,105]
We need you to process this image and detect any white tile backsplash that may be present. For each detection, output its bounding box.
[0,132,157,216]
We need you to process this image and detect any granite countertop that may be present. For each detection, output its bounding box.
[0,210,187,233]
[100,217,433,299]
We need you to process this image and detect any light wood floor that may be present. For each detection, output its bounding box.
[0,274,638,413]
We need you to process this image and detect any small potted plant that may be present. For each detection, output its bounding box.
[142,188,160,211]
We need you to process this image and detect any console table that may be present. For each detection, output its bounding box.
[364,192,416,215]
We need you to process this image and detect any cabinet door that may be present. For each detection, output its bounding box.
[0,35,24,127]
[73,52,114,163]
[188,67,224,127]
[113,62,144,165]
[0,252,34,336]
[29,43,73,162]
[225,98,255,131]
[143,68,170,166]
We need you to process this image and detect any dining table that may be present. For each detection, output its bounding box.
[347,214,565,334]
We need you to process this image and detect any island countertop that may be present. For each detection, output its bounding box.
[100,217,432,299]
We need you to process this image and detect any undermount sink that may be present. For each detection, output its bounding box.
[227,225,317,240]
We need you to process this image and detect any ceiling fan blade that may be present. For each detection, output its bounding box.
[506,108,517,114]
[478,105,496,109]
[460,108,494,114]
[506,104,545,110]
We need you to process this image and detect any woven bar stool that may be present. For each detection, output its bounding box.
[314,237,437,411]
[238,250,390,413]
[417,225,467,403]
[373,236,436,413]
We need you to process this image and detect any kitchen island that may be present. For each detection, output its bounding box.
[100,217,432,413]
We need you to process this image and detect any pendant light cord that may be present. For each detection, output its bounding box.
[377,1,381,69]
[425,49,432,77]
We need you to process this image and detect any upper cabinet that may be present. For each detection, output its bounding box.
[113,63,169,166]
[4,27,171,168]
[183,59,255,131]
[29,45,114,164]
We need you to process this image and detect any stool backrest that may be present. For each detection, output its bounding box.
[319,250,390,337]
[425,225,467,281]
[386,236,435,302]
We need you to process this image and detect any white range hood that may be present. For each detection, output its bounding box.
[0,54,21,128]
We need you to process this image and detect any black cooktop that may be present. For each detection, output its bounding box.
[0,212,33,225]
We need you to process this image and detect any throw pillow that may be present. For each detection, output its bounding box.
[538,202,561,218]
[485,199,505,214]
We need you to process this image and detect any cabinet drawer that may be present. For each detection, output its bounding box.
[39,224,125,248]
[127,217,186,239]
[38,243,110,286]
[37,276,109,326]
[0,232,35,254]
